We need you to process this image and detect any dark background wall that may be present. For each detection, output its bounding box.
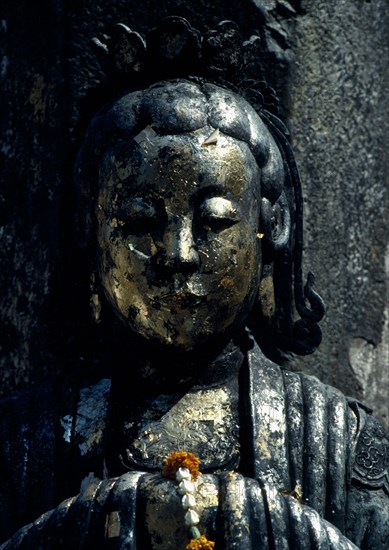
[0,0,388,425]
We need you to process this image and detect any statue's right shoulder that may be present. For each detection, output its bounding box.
[0,375,111,543]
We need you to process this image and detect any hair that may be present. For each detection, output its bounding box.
[75,78,284,244]
[74,77,324,356]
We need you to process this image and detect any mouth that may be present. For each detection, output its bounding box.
[149,272,212,301]
[152,289,204,308]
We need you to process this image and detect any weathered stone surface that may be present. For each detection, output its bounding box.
[0,0,387,427]
[285,0,389,427]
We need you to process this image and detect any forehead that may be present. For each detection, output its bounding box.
[99,130,260,199]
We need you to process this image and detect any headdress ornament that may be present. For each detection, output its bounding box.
[92,16,279,114]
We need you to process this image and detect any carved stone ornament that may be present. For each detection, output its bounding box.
[92,17,280,113]
[352,413,389,494]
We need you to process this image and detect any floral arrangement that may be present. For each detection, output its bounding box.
[162,451,215,550]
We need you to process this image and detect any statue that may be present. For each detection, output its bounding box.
[0,18,388,549]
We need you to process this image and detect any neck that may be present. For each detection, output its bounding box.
[104,332,251,476]
[110,327,251,394]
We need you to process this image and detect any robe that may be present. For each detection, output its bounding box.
[0,341,388,548]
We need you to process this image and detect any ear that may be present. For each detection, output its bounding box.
[260,191,291,252]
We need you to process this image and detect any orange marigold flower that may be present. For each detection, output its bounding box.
[185,535,215,550]
[162,451,201,481]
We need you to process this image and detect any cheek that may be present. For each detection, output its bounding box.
[199,225,260,291]
[98,230,153,314]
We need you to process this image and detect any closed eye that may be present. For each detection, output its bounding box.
[117,197,164,234]
[198,197,240,232]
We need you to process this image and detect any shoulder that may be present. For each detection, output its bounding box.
[67,377,111,458]
[246,340,387,490]
[0,376,111,542]
[0,375,111,461]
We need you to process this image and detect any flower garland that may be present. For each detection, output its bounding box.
[162,451,215,550]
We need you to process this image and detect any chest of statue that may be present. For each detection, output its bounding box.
[117,379,241,474]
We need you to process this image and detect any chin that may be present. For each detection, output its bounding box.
[112,296,253,355]
[127,314,248,358]
[138,329,215,354]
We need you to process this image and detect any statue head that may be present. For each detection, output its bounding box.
[76,79,290,352]
[75,18,324,357]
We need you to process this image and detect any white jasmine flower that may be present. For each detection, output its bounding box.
[182,494,196,508]
[185,509,200,526]
[176,467,191,481]
[178,480,196,495]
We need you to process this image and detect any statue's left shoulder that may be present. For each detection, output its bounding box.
[349,401,389,495]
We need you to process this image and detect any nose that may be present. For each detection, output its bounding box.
[159,216,200,274]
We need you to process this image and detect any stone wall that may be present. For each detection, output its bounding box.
[0,0,387,425]
[286,0,389,426]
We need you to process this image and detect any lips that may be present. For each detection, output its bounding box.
[152,290,203,308]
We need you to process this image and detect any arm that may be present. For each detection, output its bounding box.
[1,471,361,549]
[0,472,142,549]
[347,406,389,549]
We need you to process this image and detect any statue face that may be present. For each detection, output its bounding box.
[96,129,262,351]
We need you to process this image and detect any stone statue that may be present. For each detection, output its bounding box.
[0,18,388,549]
